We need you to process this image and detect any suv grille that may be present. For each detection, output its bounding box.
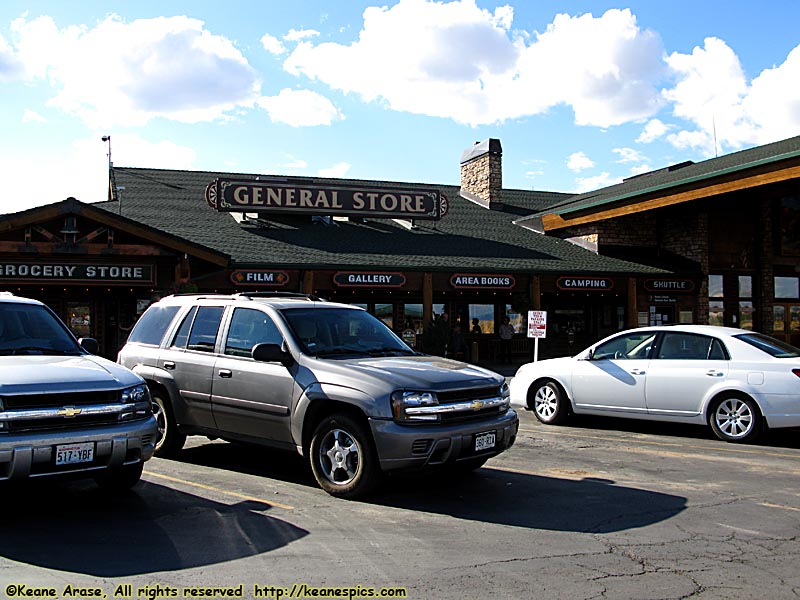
[1,390,124,433]
[436,386,506,423]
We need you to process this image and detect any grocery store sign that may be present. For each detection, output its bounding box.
[333,272,406,287]
[206,178,449,220]
[0,262,153,284]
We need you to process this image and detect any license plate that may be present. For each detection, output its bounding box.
[474,431,496,452]
[55,442,95,466]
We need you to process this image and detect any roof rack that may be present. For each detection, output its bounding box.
[235,291,326,302]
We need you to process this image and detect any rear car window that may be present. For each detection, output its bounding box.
[128,305,180,346]
[735,333,800,358]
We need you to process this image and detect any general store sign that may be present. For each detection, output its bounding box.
[333,272,406,287]
[556,277,614,291]
[206,178,448,220]
[0,263,153,284]
[230,270,289,286]
[450,274,515,290]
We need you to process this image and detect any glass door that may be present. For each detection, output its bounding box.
[773,304,800,346]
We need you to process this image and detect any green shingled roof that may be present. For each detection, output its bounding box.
[95,167,668,275]
[523,134,800,221]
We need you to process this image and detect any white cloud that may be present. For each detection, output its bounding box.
[628,163,652,177]
[282,3,665,127]
[257,88,344,126]
[567,151,594,172]
[613,147,647,163]
[260,33,286,55]
[662,38,800,153]
[0,133,197,212]
[0,32,25,81]
[282,156,308,169]
[636,118,669,143]
[574,172,622,193]
[8,14,261,128]
[22,109,46,123]
[318,162,351,177]
[285,28,320,42]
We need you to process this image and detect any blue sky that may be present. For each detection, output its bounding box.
[1,0,799,212]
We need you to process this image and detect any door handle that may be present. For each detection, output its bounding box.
[706,370,724,377]
[218,369,233,378]
[630,369,646,375]
[163,361,175,370]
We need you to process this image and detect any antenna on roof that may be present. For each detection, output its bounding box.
[712,116,719,158]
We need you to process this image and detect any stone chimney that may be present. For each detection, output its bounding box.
[459,138,502,210]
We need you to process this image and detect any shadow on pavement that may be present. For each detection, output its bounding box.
[0,477,308,577]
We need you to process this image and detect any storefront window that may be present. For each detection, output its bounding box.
[775,276,799,299]
[738,275,753,330]
[403,303,424,334]
[709,275,724,297]
[374,303,393,329]
[709,300,724,327]
[503,304,524,334]
[774,306,786,332]
[67,301,91,338]
[792,306,800,335]
[468,304,494,335]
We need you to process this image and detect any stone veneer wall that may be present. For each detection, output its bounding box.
[460,152,502,208]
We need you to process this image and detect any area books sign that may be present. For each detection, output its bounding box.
[450,274,515,290]
[206,178,449,220]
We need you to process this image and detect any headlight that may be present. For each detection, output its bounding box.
[499,381,509,399]
[391,390,439,423]
[0,397,5,432]
[119,384,152,421]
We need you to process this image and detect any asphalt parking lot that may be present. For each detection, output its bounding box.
[3,409,800,600]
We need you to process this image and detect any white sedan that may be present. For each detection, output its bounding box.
[509,325,800,443]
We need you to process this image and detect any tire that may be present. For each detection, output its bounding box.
[94,462,143,492]
[152,391,186,457]
[709,395,762,443]
[309,414,381,499]
[530,380,569,425]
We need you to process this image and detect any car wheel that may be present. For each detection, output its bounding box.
[530,381,569,425]
[709,395,762,443]
[94,462,144,492]
[152,391,186,457]
[309,414,381,499]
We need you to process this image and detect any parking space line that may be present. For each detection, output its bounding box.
[516,426,800,460]
[145,471,294,511]
[759,502,800,513]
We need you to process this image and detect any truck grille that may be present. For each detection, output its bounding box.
[2,390,119,410]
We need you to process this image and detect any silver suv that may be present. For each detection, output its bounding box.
[0,293,157,489]
[118,292,518,498]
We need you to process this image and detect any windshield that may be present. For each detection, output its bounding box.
[0,302,83,356]
[734,333,800,358]
[280,306,416,358]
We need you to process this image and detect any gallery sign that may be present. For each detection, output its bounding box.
[0,263,153,284]
[230,270,289,286]
[450,274,515,290]
[206,178,449,220]
[556,277,614,291]
[333,272,406,287]
[644,279,695,293]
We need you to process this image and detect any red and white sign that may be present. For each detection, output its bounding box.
[527,310,547,339]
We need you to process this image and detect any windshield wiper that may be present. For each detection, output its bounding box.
[313,347,370,357]
[2,346,79,355]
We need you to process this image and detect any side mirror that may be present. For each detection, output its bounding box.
[580,348,594,361]
[252,343,293,367]
[79,337,99,355]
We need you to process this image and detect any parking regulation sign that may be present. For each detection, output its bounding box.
[527,310,547,339]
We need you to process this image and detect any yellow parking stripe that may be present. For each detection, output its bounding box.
[145,471,294,511]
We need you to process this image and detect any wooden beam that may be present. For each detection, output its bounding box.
[542,165,800,232]
[0,242,167,255]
